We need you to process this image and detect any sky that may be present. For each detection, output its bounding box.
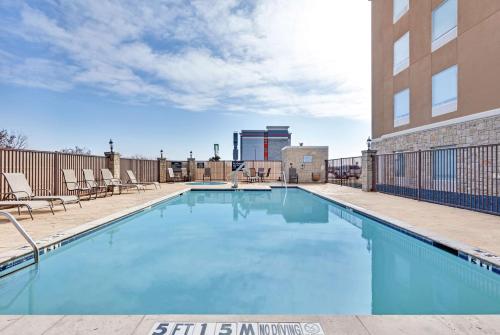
[0,0,371,160]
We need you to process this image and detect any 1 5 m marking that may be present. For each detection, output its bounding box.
[149,322,324,335]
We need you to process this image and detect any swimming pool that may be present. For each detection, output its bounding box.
[0,188,499,314]
[186,182,227,186]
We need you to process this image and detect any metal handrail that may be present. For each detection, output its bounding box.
[282,171,287,189]
[0,211,39,263]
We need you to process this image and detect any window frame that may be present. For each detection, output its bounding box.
[393,32,410,76]
[394,88,410,127]
[431,0,458,52]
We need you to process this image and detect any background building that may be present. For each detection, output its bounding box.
[232,132,239,160]
[240,126,291,161]
[371,0,500,153]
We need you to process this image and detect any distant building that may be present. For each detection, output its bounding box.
[232,132,239,160]
[240,126,291,161]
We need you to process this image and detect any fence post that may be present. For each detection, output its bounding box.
[361,149,377,192]
[105,151,121,178]
[53,151,59,195]
[417,150,422,201]
[158,157,167,183]
[187,157,196,181]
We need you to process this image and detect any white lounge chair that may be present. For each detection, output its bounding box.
[62,169,93,200]
[167,168,181,182]
[2,173,81,211]
[101,169,145,194]
[83,169,110,198]
[0,200,53,220]
[126,170,160,190]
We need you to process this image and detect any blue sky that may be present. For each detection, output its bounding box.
[0,0,371,160]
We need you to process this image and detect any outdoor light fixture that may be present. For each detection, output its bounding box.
[190,151,193,159]
[160,149,164,159]
[109,139,114,153]
[367,137,372,150]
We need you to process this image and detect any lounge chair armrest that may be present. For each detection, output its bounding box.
[33,188,52,196]
[0,192,18,200]
[4,191,32,200]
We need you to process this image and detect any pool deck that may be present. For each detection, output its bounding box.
[0,315,499,335]
[1,182,500,334]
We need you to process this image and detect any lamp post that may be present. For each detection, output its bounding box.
[189,151,193,159]
[366,137,372,150]
[160,149,164,159]
[109,139,114,153]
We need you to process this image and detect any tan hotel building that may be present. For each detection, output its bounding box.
[370,0,500,153]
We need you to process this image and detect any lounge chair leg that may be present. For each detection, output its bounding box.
[28,208,34,220]
[50,205,55,215]
[62,202,67,211]
[78,200,82,208]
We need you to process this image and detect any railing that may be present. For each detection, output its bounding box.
[326,156,362,188]
[375,144,500,215]
[0,211,39,264]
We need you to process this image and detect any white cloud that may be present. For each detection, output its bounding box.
[0,0,371,119]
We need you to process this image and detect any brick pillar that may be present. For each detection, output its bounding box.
[158,158,167,183]
[187,158,196,181]
[361,149,377,192]
[105,152,121,179]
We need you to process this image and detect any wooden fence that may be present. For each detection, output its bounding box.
[0,149,158,196]
[194,161,283,181]
[120,158,159,183]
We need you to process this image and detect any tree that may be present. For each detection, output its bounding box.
[60,146,92,155]
[0,129,28,149]
[208,155,221,162]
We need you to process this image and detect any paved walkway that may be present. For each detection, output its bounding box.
[0,315,499,334]
[301,184,500,256]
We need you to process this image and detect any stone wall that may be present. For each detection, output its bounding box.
[373,113,500,154]
[281,146,328,183]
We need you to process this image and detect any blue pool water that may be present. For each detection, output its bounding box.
[186,182,227,186]
[0,188,499,315]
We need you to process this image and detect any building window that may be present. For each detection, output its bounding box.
[432,147,456,181]
[394,89,410,127]
[432,65,457,116]
[393,0,409,23]
[394,32,410,75]
[432,0,457,51]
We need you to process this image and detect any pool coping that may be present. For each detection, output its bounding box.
[1,185,499,278]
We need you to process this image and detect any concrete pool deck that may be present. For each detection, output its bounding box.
[1,182,500,333]
[0,315,500,334]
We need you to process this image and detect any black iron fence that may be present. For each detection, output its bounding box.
[326,156,362,188]
[375,144,500,215]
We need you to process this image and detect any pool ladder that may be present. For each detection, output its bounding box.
[281,171,287,189]
[0,211,39,263]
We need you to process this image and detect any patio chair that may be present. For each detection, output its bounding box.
[2,172,81,211]
[83,169,110,198]
[264,168,271,182]
[62,169,93,200]
[126,170,160,190]
[167,168,182,182]
[181,167,190,182]
[288,168,299,184]
[101,169,145,194]
[257,168,265,182]
[247,168,259,183]
[0,199,53,220]
[203,168,212,181]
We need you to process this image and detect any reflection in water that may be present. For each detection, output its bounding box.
[0,188,499,315]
